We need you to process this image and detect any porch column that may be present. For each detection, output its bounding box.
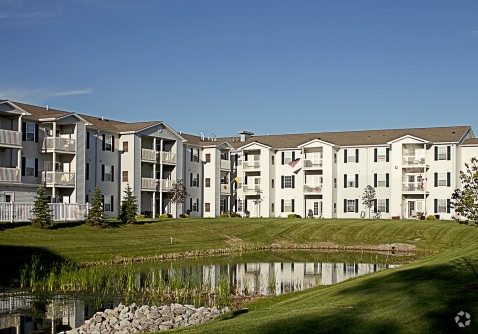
[52,122,57,201]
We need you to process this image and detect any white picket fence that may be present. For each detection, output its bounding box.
[0,202,89,223]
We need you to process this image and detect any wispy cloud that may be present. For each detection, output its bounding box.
[0,87,93,103]
[0,0,70,25]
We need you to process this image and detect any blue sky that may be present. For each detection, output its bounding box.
[1,0,477,137]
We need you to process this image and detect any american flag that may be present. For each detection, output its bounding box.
[288,158,300,168]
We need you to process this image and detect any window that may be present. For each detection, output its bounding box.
[281,175,295,188]
[86,163,89,181]
[271,203,274,213]
[347,200,355,212]
[438,173,447,187]
[206,154,211,163]
[191,148,199,162]
[377,174,386,187]
[190,173,199,187]
[345,174,358,188]
[437,199,446,213]
[123,141,129,152]
[26,123,35,141]
[334,178,337,188]
[377,199,387,213]
[334,153,337,163]
[192,199,198,212]
[105,135,113,151]
[103,165,113,182]
[122,171,128,182]
[272,156,275,165]
[283,200,292,212]
[205,203,210,212]
[103,195,112,212]
[271,179,274,188]
[26,158,35,176]
[314,202,319,215]
[334,203,336,213]
[437,146,447,160]
[205,178,210,187]
[376,148,387,162]
[345,149,358,163]
[283,152,293,164]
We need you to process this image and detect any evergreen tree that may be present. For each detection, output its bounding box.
[119,183,138,224]
[85,186,108,228]
[31,185,53,229]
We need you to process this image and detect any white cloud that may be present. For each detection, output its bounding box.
[0,87,93,103]
[50,88,93,97]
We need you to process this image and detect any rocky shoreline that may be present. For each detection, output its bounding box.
[61,303,230,333]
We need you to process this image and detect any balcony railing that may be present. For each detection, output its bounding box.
[220,159,230,170]
[303,159,323,169]
[42,172,75,186]
[142,148,157,161]
[160,179,173,190]
[0,129,21,147]
[42,137,76,153]
[160,151,176,164]
[220,183,230,194]
[141,177,157,190]
[0,167,20,183]
[402,157,426,166]
[243,161,260,170]
[243,186,260,194]
[402,182,425,192]
[303,185,322,193]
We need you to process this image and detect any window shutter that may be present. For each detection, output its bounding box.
[434,199,438,213]
[197,173,200,187]
[447,146,451,160]
[281,199,284,212]
[281,176,284,189]
[344,149,347,163]
[101,195,104,210]
[344,174,347,188]
[373,199,377,213]
[111,195,114,212]
[434,173,438,187]
[235,154,238,165]
[344,199,347,213]
[386,173,390,187]
[101,165,105,181]
[447,172,451,187]
[447,199,451,213]
[434,146,438,160]
[355,149,359,163]
[244,176,248,184]
[281,152,284,165]
[291,199,295,212]
[34,158,38,177]
[292,151,295,161]
[35,124,39,143]
[386,199,389,213]
[386,148,390,162]
[111,165,114,182]
[355,174,359,188]
[102,134,106,151]
[244,153,248,161]
[21,157,25,176]
[374,149,377,162]
[190,198,192,211]
[112,136,115,152]
[22,122,26,141]
[86,132,90,149]
[86,163,89,181]
[355,199,358,213]
[190,148,193,161]
[190,173,192,187]
[196,198,199,212]
[292,175,295,188]
[245,199,247,211]
[374,174,377,187]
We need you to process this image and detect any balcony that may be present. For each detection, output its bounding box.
[142,148,157,162]
[141,177,158,190]
[160,179,173,191]
[220,183,230,194]
[220,159,230,170]
[42,172,75,187]
[303,184,322,193]
[243,186,260,194]
[402,182,426,192]
[0,129,21,147]
[402,157,426,166]
[42,138,76,153]
[303,159,323,169]
[0,167,20,183]
[243,161,260,170]
[160,151,176,164]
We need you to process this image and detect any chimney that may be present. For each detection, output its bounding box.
[238,130,254,142]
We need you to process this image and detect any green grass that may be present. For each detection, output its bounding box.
[1,218,478,333]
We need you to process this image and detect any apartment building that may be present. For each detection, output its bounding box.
[1,99,477,220]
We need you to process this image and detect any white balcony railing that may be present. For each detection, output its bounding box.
[243,186,260,194]
[142,148,157,161]
[243,161,260,170]
[160,151,176,164]
[0,167,20,182]
[303,184,322,193]
[303,159,323,169]
[402,157,426,166]
[220,183,230,194]
[42,137,76,153]
[160,179,173,190]
[141,177,157,190]
[220,159,230,170]
[42,172,75,186]
[0,129,21,146]
[402,182,425,192]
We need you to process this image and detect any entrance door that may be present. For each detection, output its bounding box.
[408,201,416,218]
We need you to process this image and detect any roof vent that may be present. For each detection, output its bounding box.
[238,130,254,142]
[46,104,49,111]
[101,116,104,121]
[200,132,205,141]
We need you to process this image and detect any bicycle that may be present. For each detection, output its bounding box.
[373,211,381,219]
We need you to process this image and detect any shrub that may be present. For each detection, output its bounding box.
[137,214,145,219]
[287,214,296,219]
[159,214,168,218]
[179,213,189,218]
[167,213,173,218]
[426,215,437,220]
[230,212,241,218]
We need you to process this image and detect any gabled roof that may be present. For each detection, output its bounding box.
[387,135,430,145]
[462,138,478,146]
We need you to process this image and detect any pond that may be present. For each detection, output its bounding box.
[0,250,412,334]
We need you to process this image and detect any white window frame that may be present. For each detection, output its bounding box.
[105,135,113,151]
[438,173,447,187]
[104,195,112,212]
[437,199,447,213]
[347,199,355,213]
[193,149,199,162]
[377,174,386,187]
[377,148,386,162]
[437,146,447,160]
[284,176,292,188]
[313,202,319,216]
[104,165,112,181]
[26,123,35,141]
[377,199,386,213]
[283,199,292,212]
[284,152,293,164]
[347,150,356,163]
[192,175,198,187]
[193,200,198,212]
[26,158,35,176]
[347,174,355,188]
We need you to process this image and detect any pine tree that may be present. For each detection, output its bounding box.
[119,183,138,224]
[31,185,53,229]
[85,186,108,228]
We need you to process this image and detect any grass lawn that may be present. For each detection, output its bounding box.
[1,218,477,333]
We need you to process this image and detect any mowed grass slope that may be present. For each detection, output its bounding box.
[1,218,478,333]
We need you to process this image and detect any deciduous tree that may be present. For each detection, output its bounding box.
[362,185,376,219]
[167,179,189,216]
[451,157,478,224]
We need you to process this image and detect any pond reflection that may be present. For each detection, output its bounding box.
[0,253,403,334]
